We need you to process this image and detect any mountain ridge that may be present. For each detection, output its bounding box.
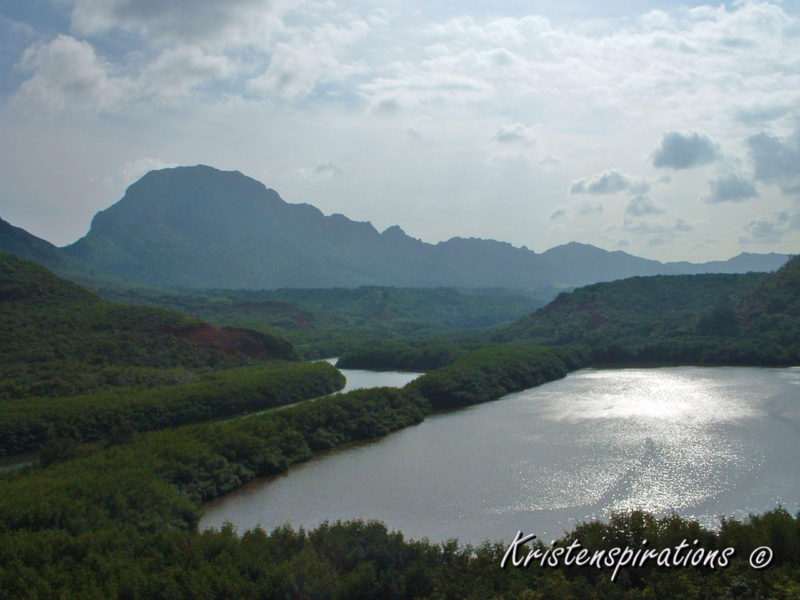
[2,165,791,290]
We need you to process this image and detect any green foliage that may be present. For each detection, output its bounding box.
[410,345,588,409]
[2,248,799,597]
[0,361,345,456]
[738,255,800,350]
[0,252,300,399]
[97,285,544,358]
[0,329,797,597]
[336,341,468,371]
[504,262,800,366]
[0,385,428,534]
[505,272,761,345]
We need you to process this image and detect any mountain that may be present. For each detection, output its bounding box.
[0,252,299,399]
[0,216,70,270]
[3,164,786,290]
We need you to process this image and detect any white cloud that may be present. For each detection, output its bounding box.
[652,131,719,169]
[494,123,536,145]
[140,47,234,103]
[570,170,649,195]
[293,161,341,181]
[626,195,665,217]
[623,218,667,235]
[740,211,799,244]
[747,128,800,195]
[703,173,758,204]
[735,103,794,124]
[12,35,129,113]
[578,202,603,216]
[623,216,693,237]
[3,1,800,261]
[70,0,286,46]
[539,155,561,171]
[247,20,368,101]
[120,157,177,185]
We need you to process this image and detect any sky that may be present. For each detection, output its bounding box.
[1,0,799,262]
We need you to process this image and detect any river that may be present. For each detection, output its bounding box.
[199,366,800,545]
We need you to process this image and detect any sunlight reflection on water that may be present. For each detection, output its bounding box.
[200,367,799,544]
[538,369,762,423]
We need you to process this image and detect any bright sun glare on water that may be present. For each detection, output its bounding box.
[201,367,800,544]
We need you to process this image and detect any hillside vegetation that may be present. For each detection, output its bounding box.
[0,252,299,399]
[0,361,344,456]
[504,256,799,365]
[1,226,798,597]
[0,345,797,598]
[96,285,543,358]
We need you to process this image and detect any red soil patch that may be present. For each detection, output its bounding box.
[169,323,287,359]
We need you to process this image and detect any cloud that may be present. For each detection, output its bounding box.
[548,208,566,220]
[247,20,368,101]
[739,211,799,244]
[623,218,665,235]
[12,35,238,112]
[487,123,539,166]
[735,103,794,125]
[702,173,758,204]
[3,1,800,261]
[293,161,341,181]
[746,128,800,194]
[494,123,535,145]
[70,0,284,45]
[406,115,434,139]
[373,98,401,116]
[570,170,648,195]
[538,155,561,171]
[625,195,665,217]
[120,157,177,184]
[623,217,693,236]
[12,35,129,113]
[578,202,603,216]
[652,131,719,169]
[140,46,233,103]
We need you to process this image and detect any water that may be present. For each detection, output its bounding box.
[0,453,36,472]
[329,360,422,394]
[200,366,800,545]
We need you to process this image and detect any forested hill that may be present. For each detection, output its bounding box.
[49,164,787,290]
[0,216,74,272]
[0,252,299,399]
[737,254,800,348]
[503,255,799,364]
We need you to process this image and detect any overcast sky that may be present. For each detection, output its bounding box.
[1,0,798,261]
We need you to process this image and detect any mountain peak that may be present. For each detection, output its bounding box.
[44,164,792,290]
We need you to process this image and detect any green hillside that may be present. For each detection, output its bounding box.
[504,256,799,364]
[0,217,71,271]
[0,252,299,399]
[96,285,545,358]
[738,254,800,348]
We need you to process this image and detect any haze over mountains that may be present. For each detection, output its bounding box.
[2,165,790,291]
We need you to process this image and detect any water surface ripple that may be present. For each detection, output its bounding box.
[200,366,800,544]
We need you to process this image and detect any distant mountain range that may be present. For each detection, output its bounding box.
[1,165,791,291]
